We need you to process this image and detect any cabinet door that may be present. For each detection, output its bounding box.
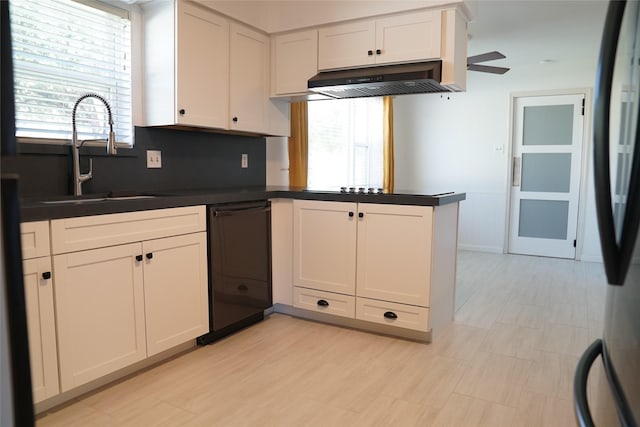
[271,29,318,96]
[53,243,146,392]
[375,10,442,65]
[293,200,357,295]
[356,204,433,307]
[142,232,208,356]
[23,256,59,403]
[318,20,375,70]
[176,1,229,128]
[229,23,269,133]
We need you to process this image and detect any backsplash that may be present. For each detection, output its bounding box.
[2,127,267,198]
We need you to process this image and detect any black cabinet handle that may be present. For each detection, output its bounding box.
[376,49,382,55]
[383,311,397,319]
[348,211,354,217]
[232,116,238,122]
[317,299,329,307]
[146,252,153,260]
[42,271,51,280]
[135,255,143,262]
[238,284,248,292]
[358,212,364,218]
[179,109,185,115]
[367,50,373,56]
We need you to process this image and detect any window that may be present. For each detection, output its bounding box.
[308,97,383,189]
[10,0,133,144]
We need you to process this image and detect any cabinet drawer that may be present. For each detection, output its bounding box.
[51,206,206,254]
[21,221,50,259]
[293,287,355,319]
[356,297,429,332]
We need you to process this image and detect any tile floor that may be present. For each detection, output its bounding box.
[36,251,608,426]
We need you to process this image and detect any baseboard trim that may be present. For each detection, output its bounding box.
[458,244,504,253]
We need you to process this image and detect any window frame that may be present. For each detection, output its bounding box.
[11,0,143,148]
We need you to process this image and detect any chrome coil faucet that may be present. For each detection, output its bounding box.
[71,93,117,195]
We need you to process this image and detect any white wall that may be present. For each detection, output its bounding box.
[266,136,289,186]
[394,58,603,260]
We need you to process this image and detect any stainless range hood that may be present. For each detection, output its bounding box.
[307,60,452,99]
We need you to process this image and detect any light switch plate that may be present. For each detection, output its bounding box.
[147,150,162,168]
[241,153,248,169]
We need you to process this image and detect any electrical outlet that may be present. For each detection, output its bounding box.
[241,153,248,169]
[147,150,162,169]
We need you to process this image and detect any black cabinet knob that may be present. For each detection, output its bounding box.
[135,255,143,262]
[179,109,185,115]
[367,50,373,56]
[232,116,238,122]
[317,299,329,307]
[348,211,354,217]
[358,212,364,218]
[238,284,248,292]
[42,271,51,280]
[376,49,382,55]
[146,252,153,260]
[383,311,398,319]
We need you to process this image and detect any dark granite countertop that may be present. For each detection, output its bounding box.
[19,186,466,222]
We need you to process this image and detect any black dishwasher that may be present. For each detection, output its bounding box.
[197,201,272,345]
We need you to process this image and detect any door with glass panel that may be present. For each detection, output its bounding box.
[508,94,585,258]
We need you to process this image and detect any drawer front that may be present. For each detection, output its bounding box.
[293,287,355,319]
[21,221,50,259]
[356,297,429,332]
[51,206,206,254]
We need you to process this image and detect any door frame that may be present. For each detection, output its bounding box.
[503,88,593,260]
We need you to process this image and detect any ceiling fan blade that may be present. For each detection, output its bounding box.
[467,51,506,64]
[467,64,510,74]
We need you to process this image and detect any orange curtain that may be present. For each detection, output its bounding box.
[383,96,394,192]
[288,102,308,187]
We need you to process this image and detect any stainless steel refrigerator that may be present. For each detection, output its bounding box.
[574,1,640,426]
[1,2,35,426]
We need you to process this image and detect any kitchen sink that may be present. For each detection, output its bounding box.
[40,195,156,205]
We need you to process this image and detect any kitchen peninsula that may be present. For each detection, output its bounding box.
[20,186,463,412]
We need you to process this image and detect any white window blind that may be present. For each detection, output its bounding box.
[308,97,383,189]
[10,0,133,144]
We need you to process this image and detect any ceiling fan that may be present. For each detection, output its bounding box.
[467,51,510,74]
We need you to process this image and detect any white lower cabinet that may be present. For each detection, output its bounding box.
[293,287,355,318]
[51,206,208,392]
[143,232,209,356]
[21,221,60,403]
[53,243,147,392]
[293,200,357,295]
[23,256,60,402]
[355,298,429,332]
[292,200,446,335]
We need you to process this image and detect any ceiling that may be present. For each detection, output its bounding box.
[467,0,609,68]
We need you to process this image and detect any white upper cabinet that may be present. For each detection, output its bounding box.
[271,29,318,97]
[318,10,442,71]
[143,0,289,136]
[318,21,375,70]
[144,0,228,128]
[176,2,229,128]
[374,11,441,65]
[229,23,270,133]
